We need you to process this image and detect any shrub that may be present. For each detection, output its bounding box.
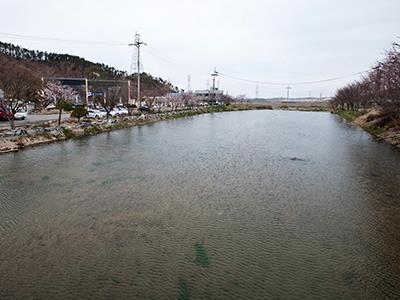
[84,125,102,135]
[62,128,75,139]
[71,107,88,122]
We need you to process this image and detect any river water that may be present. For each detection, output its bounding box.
[0,110,400,299]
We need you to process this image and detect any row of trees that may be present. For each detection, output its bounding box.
[331,42,400,116]
[0,77,79,129]
[155,92,234,111]
[0,78,126,128]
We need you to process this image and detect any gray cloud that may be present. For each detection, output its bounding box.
[1,0,399,97]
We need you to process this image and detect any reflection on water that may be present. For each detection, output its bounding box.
[0,110,400,299]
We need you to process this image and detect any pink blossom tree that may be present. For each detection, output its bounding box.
[43,81,78,125]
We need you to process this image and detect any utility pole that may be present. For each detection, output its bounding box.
[129,33,146,108]
[255,82,259,99]
[187,75,191,92]
[286,85,292,102]
[211,67,219,102]
[84,78,89,105]
[127,80,131,104]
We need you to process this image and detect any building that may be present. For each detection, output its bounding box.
[194,87,224,103]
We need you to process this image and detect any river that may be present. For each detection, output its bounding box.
[1,110,400,299]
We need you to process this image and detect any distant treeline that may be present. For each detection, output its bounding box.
[331,42,400,116]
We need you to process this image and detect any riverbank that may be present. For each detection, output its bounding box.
[0,104,272,154]
[251,100,330,112]
[336,109,400,148]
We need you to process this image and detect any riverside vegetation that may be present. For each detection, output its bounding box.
[331,42,400,148]
[335,109,400,147]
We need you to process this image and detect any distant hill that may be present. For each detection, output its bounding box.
[0,41,178,96]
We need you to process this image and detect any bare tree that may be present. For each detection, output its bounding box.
[93,86,121,118]
[221,94,234,105]
[166,93,184,111]
[331,41,400,117]
[372,43,400,114]
[0,63,42,129]
[154,96,168,113]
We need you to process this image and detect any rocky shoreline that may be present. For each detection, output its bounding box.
[0,111,187,154]
[0,105,261,154]
[0,103,338,155]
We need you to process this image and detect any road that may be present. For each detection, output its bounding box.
[0,113,70,128]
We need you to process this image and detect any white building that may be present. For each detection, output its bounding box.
[194,88,224,102]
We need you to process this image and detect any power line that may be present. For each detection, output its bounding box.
[0,32,127,47]
[219,70,369,87]
[0,31,370,89]
[140,45,369,88]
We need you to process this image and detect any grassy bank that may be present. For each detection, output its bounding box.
[252,101,330,112]
[335,110,364,122]
[335,109,400,148]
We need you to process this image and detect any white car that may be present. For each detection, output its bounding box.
[110,107,129,117]
[14,109,28,120]
[46,104,56,110]
[87,109,107,119]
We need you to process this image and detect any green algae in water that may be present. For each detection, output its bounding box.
[41,175,50,181]
[132,175,146,182]
[232,280,241,288]
[177,279,190,300]
[101,177,122,186]
[111,277,122,284]
[85,179,96,185]
[194,242,209,267]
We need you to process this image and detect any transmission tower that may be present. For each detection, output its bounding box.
[211,67,219,102]
[286,85,292,102]
[129,32,146,108]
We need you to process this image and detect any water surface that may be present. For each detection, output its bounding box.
[1,110,400,299]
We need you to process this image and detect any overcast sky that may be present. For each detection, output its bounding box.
[1,0,399,98]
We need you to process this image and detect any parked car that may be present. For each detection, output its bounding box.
[110,106,129,117]
[138,105,150,112]
[86,109,107,119]
[46,104,56,110]
[14,109,28,120]
[0,106,13,121]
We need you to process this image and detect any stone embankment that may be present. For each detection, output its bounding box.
[0,111,183,154]
[0,106,252,154]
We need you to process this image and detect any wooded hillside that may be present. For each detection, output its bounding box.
[0,41,177,96]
